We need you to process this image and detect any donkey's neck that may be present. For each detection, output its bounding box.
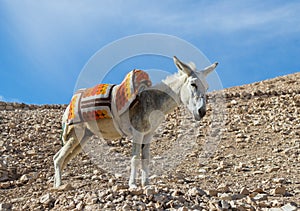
[162,72,187,98]
[148,73,186,114]
[161,72,187,105]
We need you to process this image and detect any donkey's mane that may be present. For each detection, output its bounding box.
[162,72,187,88]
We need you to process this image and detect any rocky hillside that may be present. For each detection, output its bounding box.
[0,72,299,211]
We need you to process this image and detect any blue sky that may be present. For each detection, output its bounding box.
[0,0,299,104]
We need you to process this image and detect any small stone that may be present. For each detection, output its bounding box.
[91,175,99,180]
[273,177,286,183]
[252,193,268,201]
[178,206,188,211]
[268,208,282,211]
[0,182,10,189]
[27,149,36,156]
[208,201,216,210]
[258,201,270,208]
[234,162,246,171]
[252,170,264,175]
[5,105,13,110]
[114,173,123,179]
[271,186,286,195]
[217,183,230,193]
[76,201,84,210]
[112,184,128,192]
[40,193,54,205]
[0,203,12,210]
[171,189,182,197]
[8,122,16,129]
[57,183,74,191]
[207,189,219,197]
[219,161,228,168]
[129,187,143,195]
[230,100,238,105]
[235,203,254,211]
[281,202,298,211]
[144,186,157,196]
[85,195,98,205]
[27,134,34,141]
[198,168,207,174]
[187,187,206,196]
[253,120,260,126]
[218,193,232,200]
[19,174,30,182]
[253,187,265,193]
[282,148,293,155]
[122,204,131,211]
[240,187,250,195]
[220,200,231,209]
[267,166,280,173]
[271,199,282,207]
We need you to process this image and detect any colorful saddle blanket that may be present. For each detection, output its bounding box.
[115,69,152,115]
[66,69,151,125]
[67,84,115,125]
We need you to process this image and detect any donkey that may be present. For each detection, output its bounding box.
[53,56,218,188]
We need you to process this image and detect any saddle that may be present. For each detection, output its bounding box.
[66,69,152,125]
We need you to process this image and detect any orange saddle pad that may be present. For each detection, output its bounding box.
[67,83,115,125]
[115,69,152,115]
[66,69,152,125]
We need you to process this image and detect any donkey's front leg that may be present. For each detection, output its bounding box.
[129,142,142,188]
[141,143,150,186]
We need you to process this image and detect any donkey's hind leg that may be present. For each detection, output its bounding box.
[61,129,93,170]
[53,125,87,188]
[53,130,79,188]
[129,142,142,188]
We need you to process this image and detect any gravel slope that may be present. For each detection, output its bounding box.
[0,72,299,210]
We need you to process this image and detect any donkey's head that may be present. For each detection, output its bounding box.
[173,56,218,121]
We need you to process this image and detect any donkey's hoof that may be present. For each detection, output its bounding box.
[141,178,149,187]
[129,183,137,189]
[142,182,149,187]
[53,182,61,188]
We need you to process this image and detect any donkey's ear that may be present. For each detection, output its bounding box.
[173,56,192,76]
[202,62,218,77]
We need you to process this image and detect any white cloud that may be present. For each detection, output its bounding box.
[4,1,300,49]
[2,0,300,73]
[0,95,22,103]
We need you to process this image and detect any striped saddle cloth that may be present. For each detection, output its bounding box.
[66,69,151,125]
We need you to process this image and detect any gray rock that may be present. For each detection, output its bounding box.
[187,187,206,196]
[252,193,268,201]
[271,186,286,195]
[0,203,12,211]
[281,203,298,211]
[40,193,54,205]
[144,186,157,196]
[240,187,250,195]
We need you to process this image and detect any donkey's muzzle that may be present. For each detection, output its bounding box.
[198,107,206,119]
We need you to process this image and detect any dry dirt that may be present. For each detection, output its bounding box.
[0,72,299,210]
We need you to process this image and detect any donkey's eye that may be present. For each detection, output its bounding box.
[191,83,197,89]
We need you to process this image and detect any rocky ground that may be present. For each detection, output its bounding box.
[0,72,299,211]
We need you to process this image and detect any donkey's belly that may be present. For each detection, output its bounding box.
[86,118,122,139]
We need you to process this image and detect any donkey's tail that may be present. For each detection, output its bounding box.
[60,123,66,146]
[60,105,70,146]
